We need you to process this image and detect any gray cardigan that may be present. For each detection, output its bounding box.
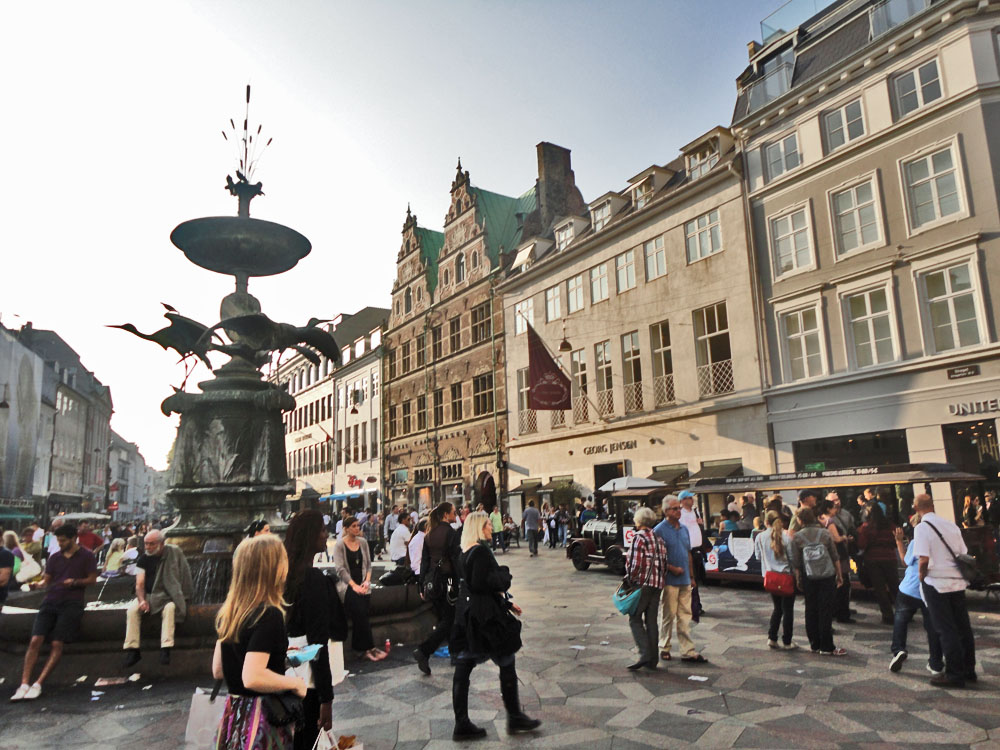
[331,537,371,600]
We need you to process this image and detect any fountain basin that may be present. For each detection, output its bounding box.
[170,217,311,277]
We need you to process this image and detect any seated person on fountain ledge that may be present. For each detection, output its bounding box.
[122,530,193,668]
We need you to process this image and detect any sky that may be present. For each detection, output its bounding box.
[1,0,781,470]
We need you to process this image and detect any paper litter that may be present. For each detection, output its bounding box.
[600,641,610,646]
[128,673,141,682]
[687,676,709,682]
[569,645,586,650]
[75,675,88,683]
[95,677,128,687]
[142,685,153,691]
[91,690,105,696]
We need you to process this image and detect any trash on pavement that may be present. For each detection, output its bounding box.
[688,675,709,682]
[142,685,153,691]
[95,677,128,687]
[128,673,141,682]
[75,675,88,683]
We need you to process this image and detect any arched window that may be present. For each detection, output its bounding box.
[455,253,466,283]
[404,287,412,314]
[444,269,450,286]
[471,251,479,269]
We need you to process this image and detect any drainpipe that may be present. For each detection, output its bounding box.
[489,270,504,508]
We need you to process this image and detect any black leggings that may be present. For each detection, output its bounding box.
[419,597,456,657]
[344,588,375,652]
[768,593,795,645]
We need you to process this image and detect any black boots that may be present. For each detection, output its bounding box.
[160,648,171,665]
[500,665,541,734]
[452,661,486,741]
[413,648,431,676]
[122,649,141,669]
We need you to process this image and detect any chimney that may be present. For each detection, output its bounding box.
[535,142,587,233]
[747,40,761,59]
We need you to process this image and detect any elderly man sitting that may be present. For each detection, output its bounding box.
[122,530,193,667]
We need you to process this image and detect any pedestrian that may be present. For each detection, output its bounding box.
[0,541,14,614]
[408,518,427,576]
[384,505,400,545]
[364,512,382,560]
[858,502,899,624]
[765,494,793,527]
[389,512,412,566]
[556,504,570,547]
[211,534,306,749]
[521,500,541,557]
[624,506,667,671]
[580,499,597,525]
[244,520,270,538]
[11,524,98,701]
[76,520,104,552]
[333,515,386,662]
[755,510,798,650]
[451,511,540,740]
[912,493,977,687]
[284,511,347,750]
[826,491,857,624]
[654,496,708,664]
[677,490,708,616]
[414,501,463,676]
[789,507,846,656]
[788,489,818,534]
[489,506,505,553]
[43,517,64,560]
[889,517,943,676]
[122,529,193,668]
[103,538,126,575]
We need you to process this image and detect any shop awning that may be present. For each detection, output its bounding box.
[0,509,35,522]
[691,463,984,495]
[686,462,743,483]
[611,487,671,499]
[538,480,573,491]
[320,493,363,503]
[647,468,689,486]
[509,481,543,493]
[48,492,85,504]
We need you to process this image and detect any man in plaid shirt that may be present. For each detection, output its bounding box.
[625,507,668,670]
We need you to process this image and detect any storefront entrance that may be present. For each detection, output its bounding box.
[943,419,1000,518]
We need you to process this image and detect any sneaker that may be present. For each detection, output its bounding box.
[24,683,42,700]
[781,641,800,650]
[927,663,944,677]
[767,639,779,649]
[10,684,30,702]
[930,673,965,689]
[889,650,908,673]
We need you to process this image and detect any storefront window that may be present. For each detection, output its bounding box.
[792,429,908,471]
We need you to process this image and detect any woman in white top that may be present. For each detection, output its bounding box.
[754,510,798,650]
[408,518,426,576]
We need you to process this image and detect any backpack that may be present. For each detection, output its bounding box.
[800,531,835,580]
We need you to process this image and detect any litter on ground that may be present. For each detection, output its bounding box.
[688,676,709,682]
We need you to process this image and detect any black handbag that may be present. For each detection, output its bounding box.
[423,558,447,601]
[262,691,304,728]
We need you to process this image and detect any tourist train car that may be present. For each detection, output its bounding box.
[691,463,995,587]
[566,488,667,574]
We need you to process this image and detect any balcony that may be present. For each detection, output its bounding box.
[746,63,794,113]
[596,389,614,418]
[870,0,931,38]
[573,395,589,424]
[653,374,676,407]
[518,410,537,435]
[624,382,644,413]
[550,410,567,430]
[761,0,828,43]
[697,360,735,399]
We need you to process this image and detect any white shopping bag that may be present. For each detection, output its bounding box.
[184,682,226,749]
[312,729,336,750]
[329,640,348,686]
[286,635,315,689]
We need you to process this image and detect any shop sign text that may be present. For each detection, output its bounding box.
[949,399,1000,417]
[583,439,638,456]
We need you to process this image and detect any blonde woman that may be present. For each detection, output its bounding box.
[754,511,798,650]
[102,538,126,575]
[451,511,540,741]
[212,534,306,749]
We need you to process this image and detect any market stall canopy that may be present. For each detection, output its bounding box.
[509,481,543,493]
[598,476,665,492]
[691,463,983,495]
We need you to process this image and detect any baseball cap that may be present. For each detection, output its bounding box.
[677,490,695,500]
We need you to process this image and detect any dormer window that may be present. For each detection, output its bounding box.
[687,144,720,180]
[354,339,365,358]
[591,201,611,231]
[633,179,654,210]
[555,223,574,251]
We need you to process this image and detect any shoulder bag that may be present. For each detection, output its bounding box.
[262,691,304,729]
[763,570,795,597]
[613,535,643,615]
[15,552,41,583]
[923,520,983,588]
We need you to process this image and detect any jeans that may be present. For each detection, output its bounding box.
[768,593,795,645]
[628,587,660,665]
[802,576,836,652]
[834,560,852,620]
[558,525,567,546]
[527,529,539,555]
[921,582,976,681]
[891,590,943,670]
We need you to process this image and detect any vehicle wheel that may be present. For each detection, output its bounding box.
[571,545,591,571]
[606,547,625,576]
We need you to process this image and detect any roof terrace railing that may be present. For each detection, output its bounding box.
[746,62,795,113]
[870,0,931,38]
[761,0,828,43]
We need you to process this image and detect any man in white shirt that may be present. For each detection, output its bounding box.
[678,490,707,616]
[384,505,400,542]
[389,512,412,565]
[912,493,976,688]
[408,520,425,576]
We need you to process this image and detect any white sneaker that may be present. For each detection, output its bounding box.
[24,683,42,700]
[781,641,800,650]
[890,650,907,673]
[926,663,944,677]
[767,639,779,649]
[10,683,30,702]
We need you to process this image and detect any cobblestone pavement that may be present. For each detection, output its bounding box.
[2,540,1000,749]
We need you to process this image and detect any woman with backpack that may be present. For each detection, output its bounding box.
[857,503,899,624]
[450,511,540,741]
[790,507,846,656]
[754,510,798,650]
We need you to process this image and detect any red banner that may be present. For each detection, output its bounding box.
[527,324,571,410]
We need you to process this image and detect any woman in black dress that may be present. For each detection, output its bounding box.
[212,534,306,750]
[332,516,386,662]
[284,511,348,750]
[451,511,541,741]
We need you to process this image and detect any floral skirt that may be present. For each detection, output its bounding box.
[214,695,293,750]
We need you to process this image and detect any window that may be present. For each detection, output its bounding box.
[416,333,426,367]
[402,401,412,434]
[590,263,609,302]
[894,59,941,118]
[416,395,427,431]
[545,285,561,322]
[355,339,364,358]
[594,341,613,416]
[571,349,588,422]
[832,179,881,256]
[921,263,981,352]
[372,372,379,397]
[514,298,533,334]
[694,302,734,397]
[431,325,443,359]
[336,430,343,463]
[451,382,464,422]
[471,302,491,343]
[352,425,359,462]
[361,422,367,461]
[371,418,378,457]
[904,146,961,230]
[687,145,719,180]
[443,269,449,285]
[433,389,443,426]
[401,342,411,373]
[555,224,574,251]
[765,133,800,180]
[650,321,674,406]
[591,201,611,231]
[845,287,896,368]
[473,373,494,416]
[404,288,412,314]
[769,207,813,277]
[644,236,666,280]
[387,349,396,379]
[516,368,536,434]
[449,317,461,352]
[685,209,722,263]
[824,99,865,152]
[388,406,397,439]
[567,274,584,313]
[621,331,643,412]
[455,253,465,283]
[633,180,654,210]
[616,249,636,292]
[781,307,823,381]
[471,250,479,269]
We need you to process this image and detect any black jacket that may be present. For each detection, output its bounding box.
[285,568,348,703]
[420,523,463,587]
[454,543,521,658]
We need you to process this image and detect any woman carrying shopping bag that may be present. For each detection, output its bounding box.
[212,534,306,749]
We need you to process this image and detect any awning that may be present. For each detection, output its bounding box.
[0,509,35,522]
[687,462,743,483]
[691,463,984,495]
[511,243,535,269]
[538,480,573,492]
[320,493,363,503]
[611,487,671,499]
[509,481,543,493]
[48,492,85,504]
[647,468,689,486]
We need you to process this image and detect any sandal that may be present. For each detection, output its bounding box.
[681,654,708,663]
[364,650,380,661]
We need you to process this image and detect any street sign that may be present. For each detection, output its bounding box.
[803,462,826,472]
[948,365,980,380]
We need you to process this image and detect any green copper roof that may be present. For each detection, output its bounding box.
[415,226,444,296]
[471,185,537,267]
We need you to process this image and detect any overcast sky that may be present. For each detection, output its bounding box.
[1,0,780,469]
